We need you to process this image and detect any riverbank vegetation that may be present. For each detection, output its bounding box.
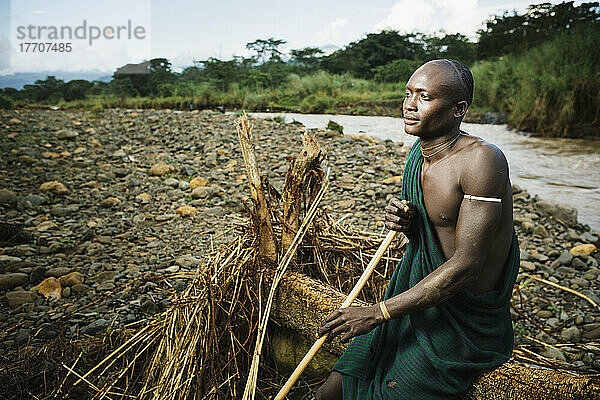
[1,1,598,137]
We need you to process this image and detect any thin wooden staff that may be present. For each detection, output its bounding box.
[274,229,400,400]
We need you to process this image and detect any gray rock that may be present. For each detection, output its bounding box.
[0,255,22,265]
[80,319,109,335]
[520,261,536,272]
[0,189,18,207]
[50,204,79,216]
[535,200,577,226]
[547,317,560,328]
[62,286,71,298]
[178,180,190,190]
[165,265,179,273]
[30,266,46,284]
[571,277,589,288]
[56,129,78,139]
[583,232,598,242]
[5,290,35,308]
[557,251,573,265]
[539,346,566,362]
[561,326,581,342]
[164,178,179,188]
[531,252,549,262]
[572,257,587,269]
[175,255,201,267]
[45,267,72,278]
[23,194,47,206]
[140,300,159,314]
[532,225,549,238]
[0,273,29,291]
[537,310,553,319]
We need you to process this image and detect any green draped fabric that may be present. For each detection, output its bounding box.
[332,139,520,399]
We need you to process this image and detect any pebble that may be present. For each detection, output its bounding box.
[0,273,29,291]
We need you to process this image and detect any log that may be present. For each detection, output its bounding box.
[236,114,277,265]
[269,271,600,399]
[280,133,325,258]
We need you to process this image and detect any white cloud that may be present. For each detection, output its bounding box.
[312,17,349,45]
[374,0,486,37]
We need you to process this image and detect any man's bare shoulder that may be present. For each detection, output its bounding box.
[457,134,509,196]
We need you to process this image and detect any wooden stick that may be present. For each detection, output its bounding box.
[521,273,600,312]
[274,229,399,400]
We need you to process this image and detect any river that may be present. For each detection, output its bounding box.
[250,112,600,231]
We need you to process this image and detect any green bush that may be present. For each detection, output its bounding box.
[0,94,15,109]
[472,25,600,137]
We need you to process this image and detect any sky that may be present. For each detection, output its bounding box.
[0,0,582,75]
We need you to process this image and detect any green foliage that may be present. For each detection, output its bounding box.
[472,25,600,137]
[0,93,14,109]
[372,59,423,83]
[477,1,599,59]
[326,120,343,133]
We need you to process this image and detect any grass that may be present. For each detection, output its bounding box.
[471,24,600,138]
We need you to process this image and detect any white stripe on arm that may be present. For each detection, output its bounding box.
[464,194,502,203]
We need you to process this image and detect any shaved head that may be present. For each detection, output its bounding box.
[417,59,474,106]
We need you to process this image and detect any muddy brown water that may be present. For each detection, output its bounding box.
[250,112,600,231]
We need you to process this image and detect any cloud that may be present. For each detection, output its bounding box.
[312,17,349,45]
[29,10,47,15]
[374,0,487,36]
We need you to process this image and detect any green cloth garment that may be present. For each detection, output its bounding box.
[332,140,520,399]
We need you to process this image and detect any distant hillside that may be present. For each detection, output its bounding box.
[0,72,112,89]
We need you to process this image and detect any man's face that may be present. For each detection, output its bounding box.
[402,62,460,139]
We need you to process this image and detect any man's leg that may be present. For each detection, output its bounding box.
[315,371,343,400]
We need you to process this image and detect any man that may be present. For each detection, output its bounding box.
[316,59,519,399]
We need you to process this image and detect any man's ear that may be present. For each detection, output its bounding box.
[454,101,469,118]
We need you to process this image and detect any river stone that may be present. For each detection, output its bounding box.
[39,181,68,195]
[45,267,72,278]
[537,310,553,319]
[189,177,209,188]
[175,255,201,267]
[540,346,566,362]
[81,319,109,335]
[36,277,61,300]
[0,273,29,291]
[520,261,536,272]
[535,200,577,226]
[50,205,79,216]
[557,251,573,265]
[5,290,35,308]
[521,221,534,233]
[532,225,548,238]
[583,327,600,340]
[30,266,46,284]
[23,194,47,206]
[59,272,84,287]
[571,244,597,257]
[571,257,587,269]
[583,232,598,242]
[0,189,18,207]
[561,326,581,342]
[571,278,589,288]
[56,129,78,139]
[148,162,175,176]
[164,178,179,188]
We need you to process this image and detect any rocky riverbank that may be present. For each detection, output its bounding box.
[0,108,599,379]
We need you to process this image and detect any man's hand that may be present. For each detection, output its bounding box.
[385,198,416,233]
[318,306,384,343]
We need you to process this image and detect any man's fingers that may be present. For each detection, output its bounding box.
[326,324,347,342]
[385,213,410,225]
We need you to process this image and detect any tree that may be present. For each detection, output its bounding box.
[246,38,287,63]
[477,1,600,58]
[290,47,324,72]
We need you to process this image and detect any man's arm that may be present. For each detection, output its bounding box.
[319,144,509,342]
[384,143,508,318]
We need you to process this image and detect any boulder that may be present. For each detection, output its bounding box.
[5,290,35,308]
[0,273,29,291]
[148,162,176,177]
[0,189,18,207]
[59,271,85,287]
[570,244,597,258]
[36,277,62,300]
[534,200,577,226]
[39,181,68,195]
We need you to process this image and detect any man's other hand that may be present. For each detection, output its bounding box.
[385,198,415,232]
[318,306,384,343]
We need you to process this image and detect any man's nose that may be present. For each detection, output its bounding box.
[404,94,417,111]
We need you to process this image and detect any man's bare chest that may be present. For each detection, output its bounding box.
[420,162,463,227]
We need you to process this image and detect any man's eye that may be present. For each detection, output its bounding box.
[420,94,430,100]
